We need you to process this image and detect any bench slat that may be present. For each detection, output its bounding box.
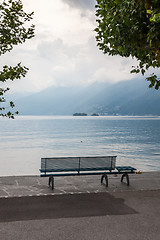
[40,167,114,173]
[80,157,116,170]
[116,166,136,172]
[41,156,117,173]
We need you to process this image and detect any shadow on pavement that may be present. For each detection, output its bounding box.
[0,192,137,222]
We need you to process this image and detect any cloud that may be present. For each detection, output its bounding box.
[22,0,96,45]
[61,0,97,21]
[1,0,149,95]
[1,33,139,94]
[61,0,96,11]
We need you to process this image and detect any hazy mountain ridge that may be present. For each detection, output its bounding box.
[13,78,160,116]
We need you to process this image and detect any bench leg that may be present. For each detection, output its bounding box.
[101,173,108,187]
[49,176,51,186]
[51,176,54,190]
[121,173,129,186]
[49,175,54,190]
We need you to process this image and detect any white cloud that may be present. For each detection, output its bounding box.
[61,0,96,11]
[23,0,95,45]
[1,0,150,94]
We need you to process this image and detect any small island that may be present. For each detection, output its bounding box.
[91,113,99,116]
[73,113,87,116]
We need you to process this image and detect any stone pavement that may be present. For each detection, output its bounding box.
[0,171,160,198]
[0,172,160,240]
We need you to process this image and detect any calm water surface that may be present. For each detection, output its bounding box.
[0,115,160,176]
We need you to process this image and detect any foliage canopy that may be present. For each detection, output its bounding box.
[95,0,160,89]
[0,0,35,118]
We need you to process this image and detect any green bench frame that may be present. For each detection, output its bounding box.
[40,156,136,190]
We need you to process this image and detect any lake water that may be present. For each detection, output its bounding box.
[0,115,160,176]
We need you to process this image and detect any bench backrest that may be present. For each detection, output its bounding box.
[41,156,117,173]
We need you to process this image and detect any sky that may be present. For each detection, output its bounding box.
[1,0,154,94]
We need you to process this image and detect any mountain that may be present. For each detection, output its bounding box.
[12,78,160,116]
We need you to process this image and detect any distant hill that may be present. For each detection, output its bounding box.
[12,78,160,116]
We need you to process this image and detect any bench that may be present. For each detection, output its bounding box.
[40,156,136,190]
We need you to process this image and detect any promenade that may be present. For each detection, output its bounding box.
[0,172,160,240]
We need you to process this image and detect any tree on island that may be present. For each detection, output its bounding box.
[95,0,160,89]
[73,113,88,116]
[0,0,35,118]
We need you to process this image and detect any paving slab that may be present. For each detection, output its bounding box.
[0,172,159,240]
[0,171,159,198]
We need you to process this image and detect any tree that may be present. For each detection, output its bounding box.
[0,0,35,118]
[95,0,160,89]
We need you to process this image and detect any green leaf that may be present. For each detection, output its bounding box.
[95,0,160,90]
[147,10,152,14]
[0,0,35,118]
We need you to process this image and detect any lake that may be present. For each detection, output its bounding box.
[0,115,160,176]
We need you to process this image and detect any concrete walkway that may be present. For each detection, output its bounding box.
[0,171,160,198]
[0,172,160,240]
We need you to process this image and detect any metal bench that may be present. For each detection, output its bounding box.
[40,156,136,190]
